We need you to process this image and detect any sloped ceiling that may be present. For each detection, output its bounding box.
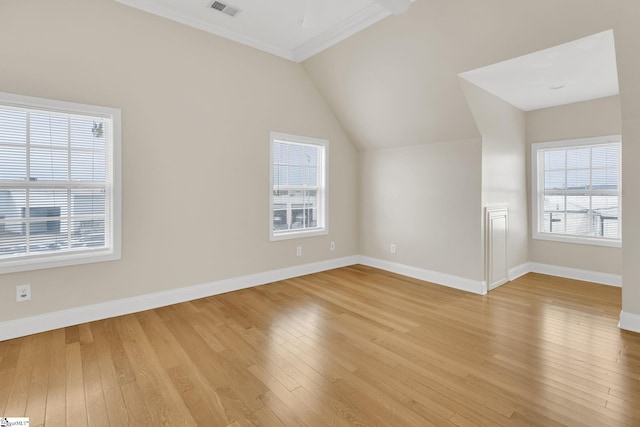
[303,0,623,151]
[459,30,619,112]
[113,0,413,62]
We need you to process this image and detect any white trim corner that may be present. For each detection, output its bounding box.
[357,255,486,295]
[527,262,621,287]
[619,311,640,334]
[508,262,532,281]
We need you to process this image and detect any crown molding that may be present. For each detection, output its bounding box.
[293,5,390,62]
[114,0,394,63]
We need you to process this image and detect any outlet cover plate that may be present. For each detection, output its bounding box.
[16,284,31,302]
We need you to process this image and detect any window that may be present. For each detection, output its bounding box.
[270,132,327,240]
[531,135,621,247]
[0,92,121,273]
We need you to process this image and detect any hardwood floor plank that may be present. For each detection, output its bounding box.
[65,342,88,427]
[119,381,153,426]
[44,329,66,426]
[24,331,51,426]
[80,343,110,427]
[252,405,286,427]
[165,365,230,427]
[4,335,38,417]
[247,364,330,427]
[259,391,309,427]
[89,322,131,426]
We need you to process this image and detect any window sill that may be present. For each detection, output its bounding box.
[0,248,121,274]
[532,232,621,248]
[270,228,328,241]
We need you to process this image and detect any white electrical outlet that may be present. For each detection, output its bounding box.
[296,246,302,256]
[390,243,397,254]
[330,241,336,251]
[16,284,31,302]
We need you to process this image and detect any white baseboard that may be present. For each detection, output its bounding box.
[0,255,626,341]
[619,311,640,334]
[0,256,359,342]
[357,256,487,295]
[508,263,531,281]
[514,262,622,287]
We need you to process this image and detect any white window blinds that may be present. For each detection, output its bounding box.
[0,93,120,271]
[270,132,327,240]
[534,137,621,245]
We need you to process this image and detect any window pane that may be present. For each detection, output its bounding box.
[273,206,287,231]
[0,189,25,220]
[30,112,68,147]
[29,219,68,253]
[71,116,106,150]
[72,189,105,216]
[544,170,565,190]
[29,190,68,218]
[544,150,565,170]
[306,166,317,186]
[71,218,105,248]
[566,147,590,169]
[0,221,26,255]
[71,149,106,181]
[273,142,287,164]
[30,147,69,181]
[566,168,589,190]
[543,211,565,233]
[273,165,287,188]
[592,195,619,238]
[304,146,317,166]
[288,166,304,186]
[592,145,619,168]
[0,109,26,145]
[592,168,618,190]
[543,195,565,213]
[0,145,26,180]
[565,195,591,236]
[288,144,304,166]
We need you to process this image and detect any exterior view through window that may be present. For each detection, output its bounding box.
[0,92,120,273]
[532,136,621,247]
[270,132,327,240]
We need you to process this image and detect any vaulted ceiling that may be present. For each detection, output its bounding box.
[113,0,625,151]
[114,0,414,62]
[303,0,624,150]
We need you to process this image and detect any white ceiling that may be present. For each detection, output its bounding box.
[114,0,413,62]
[459,30,619,111]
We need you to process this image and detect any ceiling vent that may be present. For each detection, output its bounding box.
[209,1,241,17]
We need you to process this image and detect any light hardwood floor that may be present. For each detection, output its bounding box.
[1,265,639,426]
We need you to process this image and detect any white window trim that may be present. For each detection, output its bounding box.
[531,135,621,248]
[0,92,121,274]
[269,131,328,241]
